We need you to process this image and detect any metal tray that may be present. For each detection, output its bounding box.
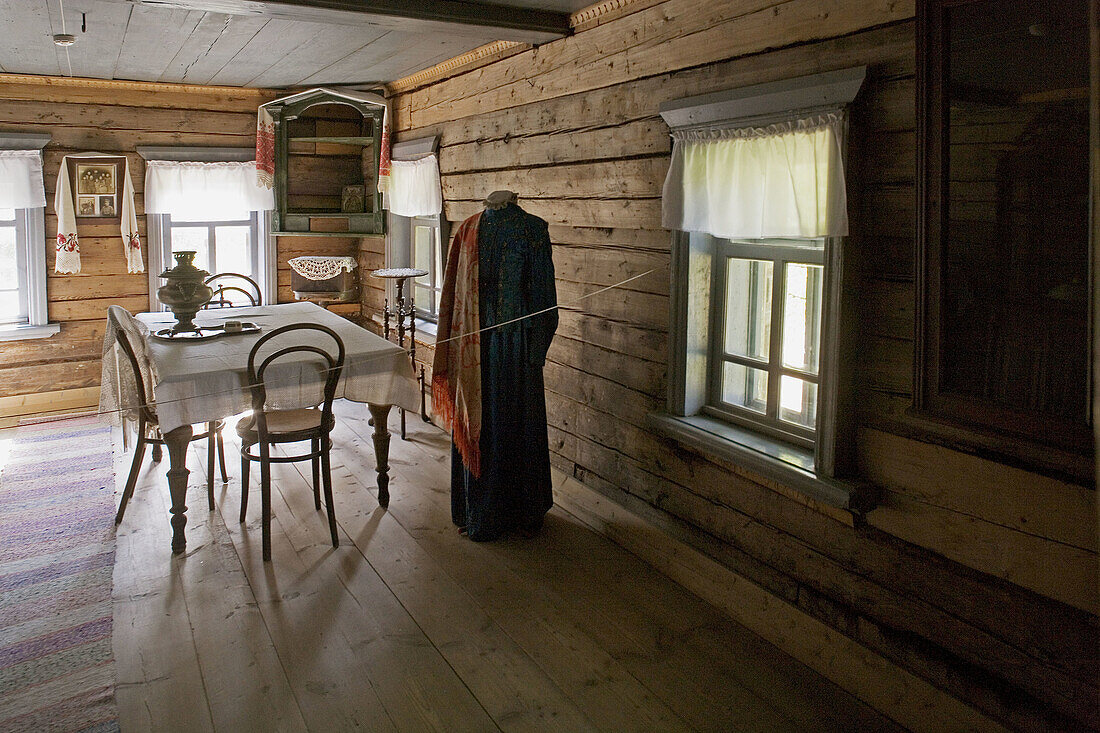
[151,322,261,341]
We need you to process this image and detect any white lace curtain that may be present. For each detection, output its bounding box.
[662,113,848,239]
[388,155,442,217]
[145,160,273,221]
[0,150,45,210]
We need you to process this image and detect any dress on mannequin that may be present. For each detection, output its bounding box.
[432,192,557,540]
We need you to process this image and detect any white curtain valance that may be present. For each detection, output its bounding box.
[145,160,274,221]
[662,113,848,240]
[387,155,442,218]
[0,150,45,209]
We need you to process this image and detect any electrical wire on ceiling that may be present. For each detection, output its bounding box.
[54,0,75,77]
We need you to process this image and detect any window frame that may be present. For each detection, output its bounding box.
[137,146,275,310]
[0,133,57,341]
[652,68,868,510]
[704,236,826,450]
[409,215,445,321]
[0,211,29,326]
[149,211,269,311]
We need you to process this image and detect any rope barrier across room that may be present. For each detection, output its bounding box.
[20,266,666,428]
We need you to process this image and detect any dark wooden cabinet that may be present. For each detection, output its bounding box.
[267,89,386,236]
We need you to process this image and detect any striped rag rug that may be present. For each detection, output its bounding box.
[0,416,119,732]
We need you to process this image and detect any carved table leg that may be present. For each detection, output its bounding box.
[164,424,193,554]
[367,403,392,508]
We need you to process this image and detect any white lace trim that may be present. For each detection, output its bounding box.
[289,256,359,281]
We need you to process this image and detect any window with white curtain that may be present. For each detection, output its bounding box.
[665,114,848,448]
[0,137,57,340]
[386,137,445,323]
[141,156,274,308]
[653,68,864,488]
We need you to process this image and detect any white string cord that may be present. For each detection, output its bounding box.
[433,267,659,346]
[18,266,666,427]
[56,0,74,77]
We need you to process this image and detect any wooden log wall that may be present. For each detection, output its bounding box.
[0,76,278,414]
[384,0,1099,729]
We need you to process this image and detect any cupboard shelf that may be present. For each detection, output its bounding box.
[288,136,373,145]
[267,89,387,236]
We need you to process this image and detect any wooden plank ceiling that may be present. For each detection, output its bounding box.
[0,0,587,87]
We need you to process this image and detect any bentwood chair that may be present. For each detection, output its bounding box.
[203,273,262,309]
[108,306,228,525]
[237,323,345,561]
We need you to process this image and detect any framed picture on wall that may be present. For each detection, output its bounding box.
[342,185,365,213]
[70,158,121,219]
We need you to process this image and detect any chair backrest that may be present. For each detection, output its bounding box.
[246,323,345,439]
[203,273,262,309]
[106,305,158,424]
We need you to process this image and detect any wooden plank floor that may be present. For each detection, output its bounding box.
[110,401,903,732]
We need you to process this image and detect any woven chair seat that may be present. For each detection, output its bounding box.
[237,408,335,438]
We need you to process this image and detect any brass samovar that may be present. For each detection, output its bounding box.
[157,251,213,333]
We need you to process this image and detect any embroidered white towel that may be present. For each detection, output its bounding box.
[53,157,80,274]
[255,107,275,189]
[54,153,144,274]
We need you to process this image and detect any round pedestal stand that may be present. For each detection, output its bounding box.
[370,268,430,438]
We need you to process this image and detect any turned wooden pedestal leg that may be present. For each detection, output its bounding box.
[367,403,392,508]
[164,425,193,554]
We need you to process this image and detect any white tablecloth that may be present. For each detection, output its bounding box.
[135,302,420,433]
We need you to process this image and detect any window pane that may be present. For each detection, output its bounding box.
[0,209,14,222]
[722,362,768,413]
[435,228,444,285]
[724,258,772,361]
[413,225,432,273]
[413,283,432,308]
[0,226,17,285]
[214,226,252,276]
[0,290,23,323]
[170,227,210,272]
[779,375,818,429]
[782,263,823,373]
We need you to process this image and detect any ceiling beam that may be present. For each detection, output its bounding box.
[132,0,572,43]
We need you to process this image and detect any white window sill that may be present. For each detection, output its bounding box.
[369,313,437,346]
[646,412,878,514]
[0,322,60,341]
[415,318,438,341]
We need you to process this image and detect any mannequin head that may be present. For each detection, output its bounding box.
[483,190,518,210]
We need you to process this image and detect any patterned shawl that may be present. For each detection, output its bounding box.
[432,212,482,477]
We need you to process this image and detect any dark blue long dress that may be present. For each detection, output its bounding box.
[451,203,558,541]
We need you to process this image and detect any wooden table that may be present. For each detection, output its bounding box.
[135,302,421,554]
